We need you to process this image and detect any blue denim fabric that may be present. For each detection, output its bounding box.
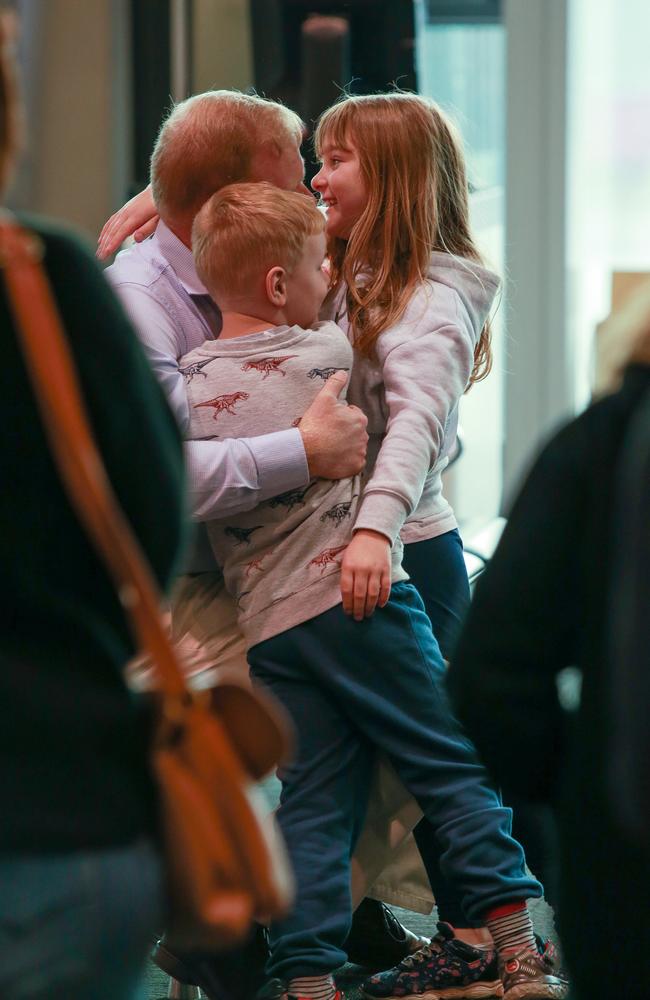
[0,839,162,999]
[404,531,559,921]
[402,529,470,662]
[248,582,541,981]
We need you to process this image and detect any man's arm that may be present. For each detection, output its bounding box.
[109,281,368,520]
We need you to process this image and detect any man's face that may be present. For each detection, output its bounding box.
[284,231,329,329]
[251,136,310,197]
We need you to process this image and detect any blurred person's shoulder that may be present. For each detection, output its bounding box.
[8,212,150,360]
[530,363,650,486]
[15,211,97,261]
[12,212,117,299]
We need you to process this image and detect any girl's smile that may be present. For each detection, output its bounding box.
[311,142,367,240]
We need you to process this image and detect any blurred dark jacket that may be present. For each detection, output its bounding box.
[608,386,650,842]
[447,363,650,1000]
[0,217,186,852]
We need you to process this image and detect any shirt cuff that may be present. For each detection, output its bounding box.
[354,491,410,545]
[246,427,310,499]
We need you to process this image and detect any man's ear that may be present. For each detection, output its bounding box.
[250,138,282,182]
[266,266,287,307]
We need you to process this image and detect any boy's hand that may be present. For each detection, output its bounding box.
[340,529,392,621]
[299,371,368,479]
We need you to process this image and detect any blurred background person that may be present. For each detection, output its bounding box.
[0,12,186,999]
[447,282,650,1000]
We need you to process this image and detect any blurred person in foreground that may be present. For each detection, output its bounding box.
[0,14,186,999]
[447,281,650,1000]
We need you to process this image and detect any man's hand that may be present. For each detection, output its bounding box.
[97,186,159,260]
[299,371,368,479]
[340,529,392,621]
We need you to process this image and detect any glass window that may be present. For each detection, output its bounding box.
[567,0,650,406]
[415,0,506,530]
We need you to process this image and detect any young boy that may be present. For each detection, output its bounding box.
[181,183,567,1000]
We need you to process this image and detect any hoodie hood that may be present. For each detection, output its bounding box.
[426,251,500,341]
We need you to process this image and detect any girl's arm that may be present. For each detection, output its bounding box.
[96,186,159,260]
[354,283,476,544]
[340,284,475,618]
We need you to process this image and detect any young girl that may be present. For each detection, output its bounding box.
[310,92,562,1000]
[312,92,491,641]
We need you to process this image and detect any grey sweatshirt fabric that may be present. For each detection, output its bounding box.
[322,252,500,545]
[181,321,407,648]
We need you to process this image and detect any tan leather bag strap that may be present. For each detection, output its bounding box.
[0,216,188,703]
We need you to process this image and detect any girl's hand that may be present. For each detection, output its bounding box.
[96,185,159,260]
[340,529,392,621]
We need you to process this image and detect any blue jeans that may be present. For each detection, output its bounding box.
[0,838,162,1000]
[404,531,560,921]
[249,582,541,981]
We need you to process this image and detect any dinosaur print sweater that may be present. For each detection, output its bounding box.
[181,321,407,648]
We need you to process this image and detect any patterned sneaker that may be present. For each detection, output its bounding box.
[500,945,568,1000]
[361,921,503,999]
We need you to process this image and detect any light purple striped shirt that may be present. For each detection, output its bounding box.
[105,221,309,571]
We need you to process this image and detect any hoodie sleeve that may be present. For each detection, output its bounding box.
[353,283,476,544]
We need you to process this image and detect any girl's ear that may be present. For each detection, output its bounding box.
[265,265,287,307]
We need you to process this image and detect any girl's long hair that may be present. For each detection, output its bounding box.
[314,93,492,384]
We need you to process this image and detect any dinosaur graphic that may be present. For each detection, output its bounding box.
[308,545,348,573]
[179,357,216,383]
[193,391,249,420]
[224,525,263,546]
[266,482,316,512]
[307,366,349,381]
[244,548,275,577]
[241,356,298,379]
[320,499,356,526]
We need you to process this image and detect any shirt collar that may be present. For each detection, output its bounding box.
[155,219,209,296]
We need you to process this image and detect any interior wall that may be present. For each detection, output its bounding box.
[192,0,253,93]
[11,0,131,240]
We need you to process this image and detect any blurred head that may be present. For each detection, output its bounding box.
[595,280,650,395]
[151,90,306,241]
[0,11,21,199]
[192,181,328,329]
[312,93,491,381]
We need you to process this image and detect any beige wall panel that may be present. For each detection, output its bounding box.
[32,0,121,238]
[193,0,253,93]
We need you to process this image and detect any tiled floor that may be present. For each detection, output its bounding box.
[145,896,558,999]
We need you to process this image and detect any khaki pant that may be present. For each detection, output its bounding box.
[171,573,434,914]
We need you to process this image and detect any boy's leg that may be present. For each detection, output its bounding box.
[272,584,541,922]
[248,636,375,987]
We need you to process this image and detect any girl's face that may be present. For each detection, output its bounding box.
[312,140,368,240]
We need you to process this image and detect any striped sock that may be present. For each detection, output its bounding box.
[483,902,537,957]
[288,974,337,1000]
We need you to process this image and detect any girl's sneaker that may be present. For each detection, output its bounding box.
[499,946,568,999]
[361,921,503,999]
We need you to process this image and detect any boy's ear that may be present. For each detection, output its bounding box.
[266,266,287,307]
